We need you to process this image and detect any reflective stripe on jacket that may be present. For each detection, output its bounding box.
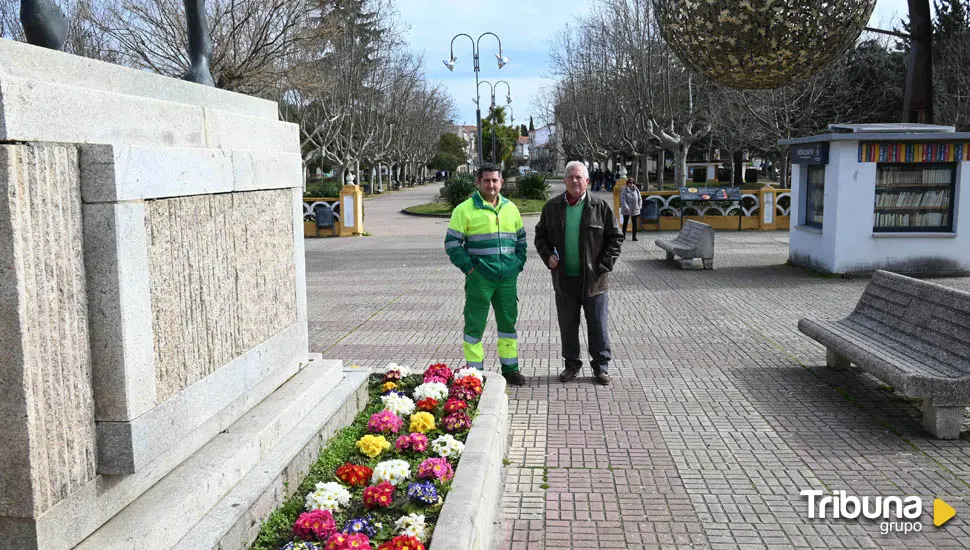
[445,192,527,280]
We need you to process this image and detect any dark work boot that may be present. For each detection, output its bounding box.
[502,371,526,386]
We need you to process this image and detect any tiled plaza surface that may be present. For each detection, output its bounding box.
[306,183,970,549]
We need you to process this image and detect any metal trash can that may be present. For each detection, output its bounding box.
[313,203,335,233]
[640,199,659,230]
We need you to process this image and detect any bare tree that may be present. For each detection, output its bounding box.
[2,0,120,62]
[95,0,310,96]
[285,0,453,187]
[548,0,715,188]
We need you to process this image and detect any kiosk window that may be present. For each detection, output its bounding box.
[873,163,955,233]
[804,165,825,228]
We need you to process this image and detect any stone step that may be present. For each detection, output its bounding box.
[75,357,362,549]
[173,369,369,550]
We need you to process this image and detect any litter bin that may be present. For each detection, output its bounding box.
[313,203,335,235]
[640,199,659,230]
[691,167,706,183]
[745,168,759,184]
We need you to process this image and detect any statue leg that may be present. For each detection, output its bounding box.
[20,0,68,50]
[182,0,215,86]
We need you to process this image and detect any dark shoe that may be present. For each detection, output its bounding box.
[593,371,612,385]
[503,371,526,386]
[632,237,638,241]
[558,367,580,383]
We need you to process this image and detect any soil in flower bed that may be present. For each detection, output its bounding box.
[251,363,483,550]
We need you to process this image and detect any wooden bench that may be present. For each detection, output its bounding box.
[654,220,715,269]
[798,270,970,439]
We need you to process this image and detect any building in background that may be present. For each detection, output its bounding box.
[529,123,565,176]
[451,124,478,173]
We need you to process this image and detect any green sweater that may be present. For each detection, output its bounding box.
[564,199,585,276]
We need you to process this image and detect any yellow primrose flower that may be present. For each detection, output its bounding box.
[356,434,390,458]
[382,381,398,392]
[409,412,436,434]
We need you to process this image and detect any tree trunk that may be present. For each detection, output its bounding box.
[733,150,744,187]
[657,149,665,189]
[377,163,383,192]
[780,150,791,188]
[673,144,689,188]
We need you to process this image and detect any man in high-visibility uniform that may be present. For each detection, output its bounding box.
[445,164,527,386]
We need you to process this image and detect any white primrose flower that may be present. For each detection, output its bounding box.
[304,481,351,513]
[383,362,412,377]
[381,393,416,416]
[372,459,412,486]
[395,513,428,541]
[413,382,449,402]
[431,434,465,459]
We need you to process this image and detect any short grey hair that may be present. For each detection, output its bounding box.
[564,160,589,179]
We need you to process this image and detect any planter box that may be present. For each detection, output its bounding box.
[429,372,509,550]
[304,220,317,237]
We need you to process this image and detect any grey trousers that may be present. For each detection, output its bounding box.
[555,275,612,373]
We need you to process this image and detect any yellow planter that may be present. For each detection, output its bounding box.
[304,221,318,238]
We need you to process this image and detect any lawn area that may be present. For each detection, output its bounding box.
[405,197,546,216]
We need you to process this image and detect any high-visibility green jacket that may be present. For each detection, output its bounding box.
[445,192,527,280]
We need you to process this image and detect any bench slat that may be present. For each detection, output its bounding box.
[853,310,970,365]
[842,314,970,377]
[801,319,970,403]
[858,278,970,355]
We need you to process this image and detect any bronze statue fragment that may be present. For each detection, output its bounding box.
[19,0,214,87]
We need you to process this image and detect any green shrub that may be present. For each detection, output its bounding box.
[305,180,343,198]
[515,173,550,201]
[502,166,518,179]
[440,174,477,208]
[501,180,517,199]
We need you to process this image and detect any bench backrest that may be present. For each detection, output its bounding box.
[673,220,713,247]
[852,270,970,374]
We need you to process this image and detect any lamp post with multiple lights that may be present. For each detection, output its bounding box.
[492,81,512,164]
[443,33,508,168]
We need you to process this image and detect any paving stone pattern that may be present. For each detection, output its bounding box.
[307,183,970,549]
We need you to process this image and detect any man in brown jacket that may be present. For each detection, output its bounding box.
[534,161,624,385]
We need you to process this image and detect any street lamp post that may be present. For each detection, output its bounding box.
[478,80,499,164]
[506,104,517,166]
[477,79,513,166]
[493,81,512,166]
[443,33,509,167]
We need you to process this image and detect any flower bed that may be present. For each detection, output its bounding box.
[252,363,486,550]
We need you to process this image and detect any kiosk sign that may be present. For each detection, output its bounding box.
[792,143,829,164]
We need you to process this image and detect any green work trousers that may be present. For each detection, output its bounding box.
[462,270,519,373]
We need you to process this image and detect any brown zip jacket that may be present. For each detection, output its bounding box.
[534,192,624,298]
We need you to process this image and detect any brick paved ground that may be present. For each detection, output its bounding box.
[307,183,970,549]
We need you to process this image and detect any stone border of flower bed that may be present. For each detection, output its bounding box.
[428,371,509,550]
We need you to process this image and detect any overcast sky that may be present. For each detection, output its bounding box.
[395,0,918,128]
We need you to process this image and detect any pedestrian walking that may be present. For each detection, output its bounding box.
[620,178,643,241]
